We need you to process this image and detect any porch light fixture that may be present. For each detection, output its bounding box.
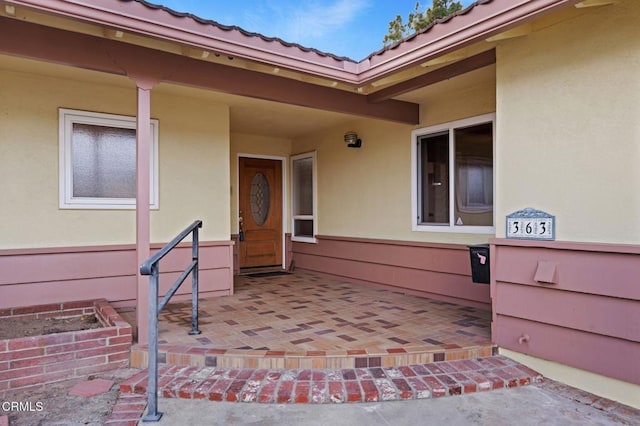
[344,131,362,148]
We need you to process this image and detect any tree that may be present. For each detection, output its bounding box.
[383,0,463,46]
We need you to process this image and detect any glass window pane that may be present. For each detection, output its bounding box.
[250,172,270,225]
[419,132,449,224]
[72,123,136,198]
[292,157,313,216]
[294,219,314,238]
[454,122,493,226]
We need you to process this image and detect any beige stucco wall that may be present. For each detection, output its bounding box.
[152,88,230,243]
[230,133,292,234]
[419,68,496,127]
[292,71,496,245]
[0,61,230,248]
[495,1,640,244]
[293,119,413,241]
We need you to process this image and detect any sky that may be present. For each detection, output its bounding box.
[154,1,475,61]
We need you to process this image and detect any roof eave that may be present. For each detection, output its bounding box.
[5,0,583,86]
[356,0,583,83]
[5,0,362,83]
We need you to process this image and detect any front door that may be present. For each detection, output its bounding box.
[238,157,283,268]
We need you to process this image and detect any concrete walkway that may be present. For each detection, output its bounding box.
[154,385,639,425]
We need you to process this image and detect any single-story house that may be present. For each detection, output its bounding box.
[0,0,638,408]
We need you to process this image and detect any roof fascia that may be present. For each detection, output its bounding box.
[5,0,362,83]
[5,0,582,86]
[357,0,583,82]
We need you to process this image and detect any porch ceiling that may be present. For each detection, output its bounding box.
[395,64,496,104]
[156,82,360,139]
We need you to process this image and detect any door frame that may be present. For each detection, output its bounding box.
[236,153,287,269]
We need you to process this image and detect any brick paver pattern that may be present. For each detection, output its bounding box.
[120,271,492,352]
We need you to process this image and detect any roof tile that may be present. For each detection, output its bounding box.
[130,0,358,63]
[129,0,493,64]
[366,0,493,60]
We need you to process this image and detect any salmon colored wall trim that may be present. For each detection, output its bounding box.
[490,241,640,300]
[231,234,240,274]
[0,241,234,309]
[495,317,639,385]
[317,235,468,251]
[0,241,234,257]
[490,239,640,385]
[292,236,490,309]
[489,238,640,254]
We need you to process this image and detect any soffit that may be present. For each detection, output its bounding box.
[154,82,359,139]
[395,64,496,104]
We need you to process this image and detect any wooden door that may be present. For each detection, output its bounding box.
[238,157,283,268]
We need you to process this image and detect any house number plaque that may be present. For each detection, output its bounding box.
[506,208,555,240]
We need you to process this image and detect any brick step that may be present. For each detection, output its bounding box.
[120,355,542,404]
[130,342,498,370]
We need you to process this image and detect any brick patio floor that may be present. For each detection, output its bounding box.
[122,271,495,370]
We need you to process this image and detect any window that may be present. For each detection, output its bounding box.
[59,108,159,209]
[291,152,317,242]
[412,114,495,233]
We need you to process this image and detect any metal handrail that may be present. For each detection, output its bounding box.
[140,220,202,422]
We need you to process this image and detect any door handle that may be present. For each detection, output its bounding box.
[238,211,245,241]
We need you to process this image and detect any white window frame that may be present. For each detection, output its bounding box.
[59,108,159,210]
[411,113,495,234]
[290,151,317,243]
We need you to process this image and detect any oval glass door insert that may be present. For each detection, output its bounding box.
[250,172,270,225]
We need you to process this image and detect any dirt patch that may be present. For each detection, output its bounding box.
[0,314,102,340]
[1,368,142,426]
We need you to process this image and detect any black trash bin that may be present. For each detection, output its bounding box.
[468,244,490,284]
